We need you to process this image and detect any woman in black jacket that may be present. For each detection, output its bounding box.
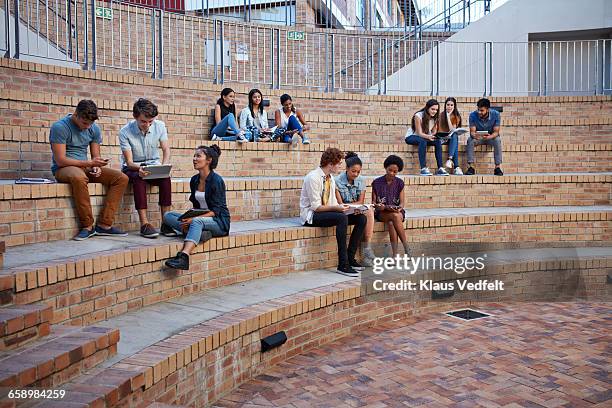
[163,144,230,270]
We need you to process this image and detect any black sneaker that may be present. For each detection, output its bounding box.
[336,264,359,277]
[165,252,189,270]
[140,223,159,239]
[73,227,96,241]
[160,223,178,237]
[465,166,476,175]
[494,167,504,176]
[349,259,366,271]
[94,225,128,237]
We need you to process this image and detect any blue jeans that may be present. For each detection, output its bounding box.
[405,134,443,169]
[274,115,308,143]
[441,133,459,167]
[163,211,225,245]
[211,114,240,141]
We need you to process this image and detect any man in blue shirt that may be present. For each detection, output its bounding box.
[51,100,129,240]
[120,99,173,239]
[466,98,503,176]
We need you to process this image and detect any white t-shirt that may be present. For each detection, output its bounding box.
[405,111,435,137]
[194,191,209,211]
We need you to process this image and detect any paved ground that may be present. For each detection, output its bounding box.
[215,302,611,408]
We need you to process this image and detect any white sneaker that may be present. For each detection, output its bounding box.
[211,134,221,141]
[291,134,300,146]
[436,167,450,176]
[420,167,432,176]
[454,167,464,176]
[237,132,249,144]
[445,159,454,169]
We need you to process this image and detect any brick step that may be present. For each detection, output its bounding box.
[0,324,119,390]
[1,59,612,148]
[3,140,612,179]
[0,172,611,247]
[0,304,53,350]
[0,206,609,326]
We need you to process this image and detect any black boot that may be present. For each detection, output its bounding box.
[165,252,189,270]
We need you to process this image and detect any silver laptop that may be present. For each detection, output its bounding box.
[141,164,172,180]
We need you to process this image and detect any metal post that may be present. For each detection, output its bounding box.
[383,38,387,95]
[158,9,164,78]
[596,40,601,95]
[444,0,447,31]
[151,9,156,78]
[13,0,19,58]
[377,39,382,95]
[219,20,224,84]
[66,0,73,59]
[206,0,209,17]
[284,0,288,26]
[403,0,407,34]
[90,0,96,70]
[483,42,487,96]
[462,0,466,28]
[213,19,218,84]
[243,0,248,22]
[325,32,329,91]
[4,0,11,58]
[488,41,493,95]
[418,10,422,40]
[365,39,369,87]
[543,41,548,95]
[435,40,439,95]
[408,0,412,37]
[431,40,435,96]
[275,28,280,88]
[270,28,274,88]
[83,0,88,69]
[330,33,335,91]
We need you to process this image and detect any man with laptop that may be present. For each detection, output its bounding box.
[465,98,504,176]
[120,98,174,238]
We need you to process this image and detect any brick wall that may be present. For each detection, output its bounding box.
[3,210,610,326]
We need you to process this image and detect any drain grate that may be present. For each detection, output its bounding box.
[446,309,490,321]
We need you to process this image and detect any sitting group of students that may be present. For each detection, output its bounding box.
[301,149,411,275]
[406,97,503,176]
[47,93,504,274]
[49,98,229,270]
[210,88,310,146]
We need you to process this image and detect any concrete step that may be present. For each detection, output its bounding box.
[0,304,52,350]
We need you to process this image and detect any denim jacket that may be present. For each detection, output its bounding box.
[189,171,230,235]
[334,172,365,204]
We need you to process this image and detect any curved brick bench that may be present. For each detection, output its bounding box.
[0,205,609,327]
[0,173,610,246]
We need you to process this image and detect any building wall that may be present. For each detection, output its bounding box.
[376,0,612,96]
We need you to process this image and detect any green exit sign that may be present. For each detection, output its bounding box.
[95,6,113,20]
[287,31,306,41]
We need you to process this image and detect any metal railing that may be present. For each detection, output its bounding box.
[2,0,87,65]
[1,0,611,96]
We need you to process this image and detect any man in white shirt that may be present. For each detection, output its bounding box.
[119,98,173,238]
[300,148,367,276]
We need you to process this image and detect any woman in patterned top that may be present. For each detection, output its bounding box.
[371,155,410,258]
[334,152,376,266]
